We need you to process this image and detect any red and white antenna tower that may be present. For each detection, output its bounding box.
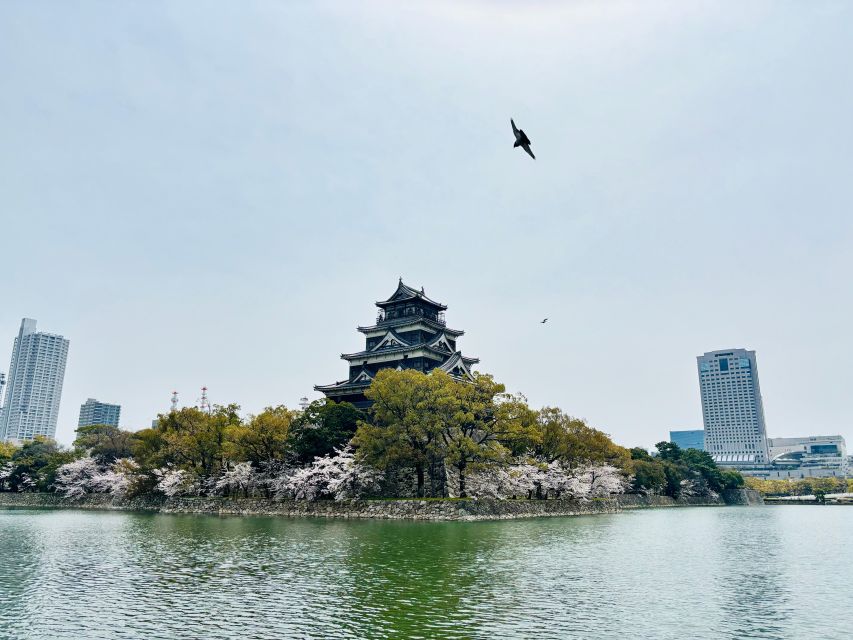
[198,386,211,414]
[170,391,179,412]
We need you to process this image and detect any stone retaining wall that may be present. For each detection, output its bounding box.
[0,491,750,521]
[727,488,764,506]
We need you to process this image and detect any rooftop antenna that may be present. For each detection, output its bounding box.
[170,390,179,412]
[198,386,211,414]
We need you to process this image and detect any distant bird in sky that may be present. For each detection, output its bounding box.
[541,318,548,324]
[511,119,535,160]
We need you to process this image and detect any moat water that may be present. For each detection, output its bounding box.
[0,506,850,639]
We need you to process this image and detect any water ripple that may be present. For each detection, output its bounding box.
[0,506,850,639]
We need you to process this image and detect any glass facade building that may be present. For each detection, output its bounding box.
[669,429,705,451]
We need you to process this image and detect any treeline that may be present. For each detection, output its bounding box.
[0,369,742,502]
[745,476,852,497]
[629,442,744,499]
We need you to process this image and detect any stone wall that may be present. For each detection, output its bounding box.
[0,491,739,521]
[723,488,764,506]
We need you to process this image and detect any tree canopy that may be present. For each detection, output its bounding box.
[0,369,743,504]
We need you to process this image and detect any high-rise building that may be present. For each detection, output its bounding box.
[669,429,705,451]
[697,348,770,466]
[78,398,121,428]
[0,319,70,442]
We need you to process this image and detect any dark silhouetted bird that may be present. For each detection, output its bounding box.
[541,318,548,324]
[511,119,535,160]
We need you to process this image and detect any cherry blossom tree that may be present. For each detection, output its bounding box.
[154,468,200,497]
[54,457,101,498]
[18,473,36,492]
[0,462,17,492]
[91,459,138,496]
[54,457,139,497]
[283,465,322,500]
[459,463,541,499]
[679,478,698,498]
[213,462,259,497]
[282,446,380,501]
[583,464,627,497]
[541,461,590,499]
[326,448,382,500]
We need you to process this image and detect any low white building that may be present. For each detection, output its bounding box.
[762,435,849,479]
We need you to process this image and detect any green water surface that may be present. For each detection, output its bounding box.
[0,506,849,639]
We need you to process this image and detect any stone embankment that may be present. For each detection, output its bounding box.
[0,489,762,521]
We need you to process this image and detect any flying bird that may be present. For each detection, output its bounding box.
[541,318,548,324]
[511,119,535,160]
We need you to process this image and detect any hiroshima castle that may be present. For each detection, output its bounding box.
[315,280,479,408]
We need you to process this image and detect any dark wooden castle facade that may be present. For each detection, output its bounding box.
[314,280,479,408]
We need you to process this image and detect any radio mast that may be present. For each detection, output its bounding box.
[198,386,211,414]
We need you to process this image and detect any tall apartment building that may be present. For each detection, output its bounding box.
[697,348,770,466]
[78,398,121,428]
[0,319,70,442]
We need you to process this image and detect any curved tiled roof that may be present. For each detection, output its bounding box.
[437,351,476,381]
[357,316,464,337]
[376,279,447,310]
[341,342,454,361]
[314,368,374,392]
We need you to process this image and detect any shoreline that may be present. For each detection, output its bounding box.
[764,497,853,506]
[0,490,761,521]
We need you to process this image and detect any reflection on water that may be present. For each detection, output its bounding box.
[0,506,850,639]
[715,509,791,639]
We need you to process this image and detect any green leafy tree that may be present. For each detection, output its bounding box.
[154,404,241,478]
[655,441,682,462]
[225,405,297,467]
[0,441,17,462]
[719,470,745,493]
[662,461,686,497]
[534,408,629,469]
[440,372,537,498]
[288,400,365,464]
[631,459,667,494]
[629,447,653,461]
[353,369,447,497]
[74,424,135,462]
[3,437,75,492]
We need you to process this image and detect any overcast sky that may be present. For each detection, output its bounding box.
[1,1,851,448]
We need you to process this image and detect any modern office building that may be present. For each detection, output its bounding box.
[670,429,705,451]
[78,398,121,428]
[763,435,849,479]
[0,319,70,442]
[697,348,770,467]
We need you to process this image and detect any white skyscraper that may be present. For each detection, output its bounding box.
[697,348,770,466]
[0,318,70,442]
